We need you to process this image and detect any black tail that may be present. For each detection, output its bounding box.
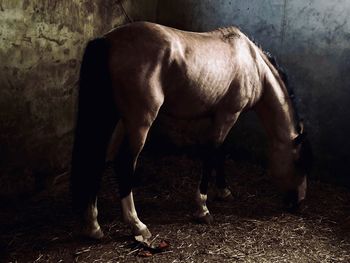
[71,38,118,213]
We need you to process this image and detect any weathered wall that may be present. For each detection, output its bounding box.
[0,0,157,194]
[1,0,349,194]
[156,0,350,185]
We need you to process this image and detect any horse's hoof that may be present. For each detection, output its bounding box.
[215,188,234,202]
[285,199,306,214]
[134,227,152,242]
[195,213,214,225]
[81,226,104,240]
[283,191,306,214]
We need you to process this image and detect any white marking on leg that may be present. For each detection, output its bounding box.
[121,191,151,239]
[216,187,233,200]
[82,198,104,239]
[195,189,210,218]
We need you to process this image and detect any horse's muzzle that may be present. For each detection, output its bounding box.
[284,175,307,212]
[283,187,307,213]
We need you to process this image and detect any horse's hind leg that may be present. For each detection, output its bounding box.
[114,109,161,240]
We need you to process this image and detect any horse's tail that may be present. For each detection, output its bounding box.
[71,38,118,213]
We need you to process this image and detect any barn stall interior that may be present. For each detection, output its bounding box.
[1,0,350,262]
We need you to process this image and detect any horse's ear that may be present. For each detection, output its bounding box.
[297,119,304,134]
[295,119,308,145]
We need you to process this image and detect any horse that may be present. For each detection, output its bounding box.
[71,22,312,240]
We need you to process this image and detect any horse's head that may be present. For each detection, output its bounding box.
[261,52,313,211]
[269,121,313,212]
[288,121,313,210]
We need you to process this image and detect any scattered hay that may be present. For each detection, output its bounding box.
[1,154,349,262]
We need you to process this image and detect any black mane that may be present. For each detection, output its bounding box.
[263,51,289,86]
[263,50,313,173]
[250,38,312,172]
[262,51,303,134]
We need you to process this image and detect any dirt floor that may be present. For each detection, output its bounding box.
[1,153,350,262]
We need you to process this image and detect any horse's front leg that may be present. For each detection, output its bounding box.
[80,197,104,239]
[214,148,234,201]
[195,145,232,224]
[194,146,215,224]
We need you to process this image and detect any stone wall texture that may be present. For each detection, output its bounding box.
[0,0,157,193]
[1,0,349,194]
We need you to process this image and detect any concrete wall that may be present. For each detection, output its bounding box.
[1,0,349,194]
[156,0,350,186]
[0,0,157,194]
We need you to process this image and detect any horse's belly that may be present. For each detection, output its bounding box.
[162,85,215,119]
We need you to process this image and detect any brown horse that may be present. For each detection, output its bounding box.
[71,22,312,240]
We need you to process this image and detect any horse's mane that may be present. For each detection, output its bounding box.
[249,38,303,134]
[252,39,313,171]
[263,51,302,133]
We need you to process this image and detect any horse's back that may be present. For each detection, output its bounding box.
[105,22,260,119]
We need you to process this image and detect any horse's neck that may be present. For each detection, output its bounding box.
[255,65,298,149]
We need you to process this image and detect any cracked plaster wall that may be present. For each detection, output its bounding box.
[1,0,349,193]
[0,0,157,193]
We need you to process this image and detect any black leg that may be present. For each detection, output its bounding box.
[214,147,233,201]
[200,144,228,190]
[194,143,219,224]
[199,144,216,194]
[113,136,134,199]
[214,146,227,189]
